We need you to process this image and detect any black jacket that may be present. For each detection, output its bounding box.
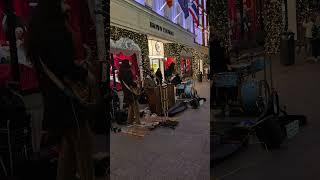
[33,26,88,135]
[210,39,230,74]
[119,68,136,104]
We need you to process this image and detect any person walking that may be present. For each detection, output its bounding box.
[312,15,320,61]
[303,16,314,58]
[119,60,141,125]
[26,0,95,179]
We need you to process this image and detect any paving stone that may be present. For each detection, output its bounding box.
[213,54,320,179]
[111,82,210,179]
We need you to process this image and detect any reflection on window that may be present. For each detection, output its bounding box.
[186,16,193,33]
[164,4,171,20]
[145,0,153,8]
[176,5,183,27]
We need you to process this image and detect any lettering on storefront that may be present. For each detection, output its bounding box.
[150,22,174,36]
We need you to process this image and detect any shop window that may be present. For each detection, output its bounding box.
[175,4,183,27]
[186,16,193,32]
[181,57,192,77]
[145,0,153,9]
[164,4,172,20]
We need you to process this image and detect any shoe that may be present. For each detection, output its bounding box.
[126,122,134,126]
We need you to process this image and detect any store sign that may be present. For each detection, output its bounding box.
[150,22,174,36]
[148,40,164,57]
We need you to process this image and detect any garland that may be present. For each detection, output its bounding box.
[110,26,149,77]
[263,0,283,54]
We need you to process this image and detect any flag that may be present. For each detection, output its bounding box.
[201,5,206,32]
[189,0,199,26]
[166,0,173,8]
[178,0,189,18]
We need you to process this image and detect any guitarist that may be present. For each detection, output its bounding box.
[119,60,141,125]
[26,0,95,179]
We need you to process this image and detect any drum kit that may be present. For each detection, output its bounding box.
[213,52,272,116]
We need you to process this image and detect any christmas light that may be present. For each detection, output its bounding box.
[263,0,283,54]
[110,26,150,76]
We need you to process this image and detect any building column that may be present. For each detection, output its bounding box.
[287,0,297,40]
[95,0,107,62]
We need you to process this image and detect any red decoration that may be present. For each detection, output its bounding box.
[66,0,96,62]
[111,53,140,91]
[166,0,173,8]
[165,57,174,70]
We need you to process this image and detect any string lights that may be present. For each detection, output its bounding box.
[110,26,150,76]
[263,0,283,54]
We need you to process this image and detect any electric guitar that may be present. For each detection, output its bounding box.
[40,59,98,107]
[122,80,141,97]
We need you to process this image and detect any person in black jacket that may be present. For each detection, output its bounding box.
[155,68,163,85]
[165,62,175,81]
[210,35,234,108]
[119,60,140,125]
[26,0,94,179]
[210,36,231,74]
[312,16,320,61]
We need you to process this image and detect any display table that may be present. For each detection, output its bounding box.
[147,84,175,115]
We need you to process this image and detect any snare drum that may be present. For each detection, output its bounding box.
[240,80,259,114]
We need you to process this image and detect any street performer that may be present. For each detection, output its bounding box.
[119,60,141,125]
[26,0,96,179]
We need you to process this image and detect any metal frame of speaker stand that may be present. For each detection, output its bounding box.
[159,84,169,120]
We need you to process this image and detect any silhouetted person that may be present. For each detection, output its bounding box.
[165,63,175,81]
[155,68,163,85]
[26,0,95,179]
[119,60,140,125]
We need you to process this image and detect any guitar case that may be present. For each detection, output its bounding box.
[115,110,128,125]
[255,116,285,149]
[168,102,188,117]
[189,98,200,109]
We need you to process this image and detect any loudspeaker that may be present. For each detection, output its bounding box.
[255,116,285,149]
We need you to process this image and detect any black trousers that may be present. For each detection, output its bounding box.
[312,39,320,58]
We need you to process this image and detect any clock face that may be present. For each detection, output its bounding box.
[155,41,161,53]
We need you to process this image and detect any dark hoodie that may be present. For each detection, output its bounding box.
[119,60,136,104]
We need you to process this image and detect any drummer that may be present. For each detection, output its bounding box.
[211,35,237,107]
[211,37,232,73]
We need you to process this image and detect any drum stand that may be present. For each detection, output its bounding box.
[159,84,169,118]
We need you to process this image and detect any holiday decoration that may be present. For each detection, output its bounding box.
[164,43,184,74]
[110,26,150,77]
[208,0,230,47]
[263,0,283,54]
[164,43,207,78]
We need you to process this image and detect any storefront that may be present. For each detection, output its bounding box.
[180,48,193,77]
[148,39,165,77]
[110,0,198,78]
